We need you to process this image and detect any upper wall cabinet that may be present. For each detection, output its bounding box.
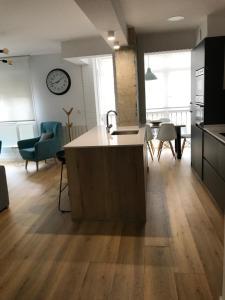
[191,36,225,125]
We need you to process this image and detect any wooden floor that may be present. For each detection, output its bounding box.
[0,149,223,300]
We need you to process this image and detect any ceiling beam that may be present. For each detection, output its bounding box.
[74,0,128,47]
[62,36,112,59]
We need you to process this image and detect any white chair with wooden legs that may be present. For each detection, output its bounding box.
[145,124,155,161]
[181,133,191,154]
[159,117,170,123]
[157,123,177,161]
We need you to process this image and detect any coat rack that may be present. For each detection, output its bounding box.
[63,107,73,142]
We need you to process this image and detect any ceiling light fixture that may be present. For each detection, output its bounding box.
[145,55,157,80]
[168,16,184,22]
[113,41,120,50]
[145,67,157,80]
[0,48,9,54]
[0,48,12,65]
[107,31,115,41]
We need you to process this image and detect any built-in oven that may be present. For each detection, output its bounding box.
[193,68,204,126]
[195,68,204,97]
[194,101,204,127]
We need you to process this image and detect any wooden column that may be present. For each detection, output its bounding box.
[113,28,139,126]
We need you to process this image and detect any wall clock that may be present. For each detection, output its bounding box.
[46,68,71,95]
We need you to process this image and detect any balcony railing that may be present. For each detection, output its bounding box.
[146,106,191,133]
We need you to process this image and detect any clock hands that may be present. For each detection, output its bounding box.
[52,76,64,84]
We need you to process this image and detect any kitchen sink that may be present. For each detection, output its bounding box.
[111,130,139,135]
[219,133,225,137]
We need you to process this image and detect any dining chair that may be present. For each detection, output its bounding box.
[159,117,170,123]
[152,118,171,139]
[157,123,177,161]
[145,124,154,161]
[181,133,191,154]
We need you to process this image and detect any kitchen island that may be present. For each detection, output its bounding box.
[64,126,147,222]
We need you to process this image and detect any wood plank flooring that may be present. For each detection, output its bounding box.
[0,149,223,300]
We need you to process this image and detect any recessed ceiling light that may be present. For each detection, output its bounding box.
[168,16,184,22]
[107,31,115,41]
[113,41,120,50]
[0,48,9,54]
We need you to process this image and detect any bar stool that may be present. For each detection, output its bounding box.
[56,150,71,213]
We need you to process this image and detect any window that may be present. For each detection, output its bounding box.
[0,56,35,122]
[144,51,191,109]
[0,56,35,148]
[93,55,116,126]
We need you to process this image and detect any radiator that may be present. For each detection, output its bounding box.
[62,125,88,145]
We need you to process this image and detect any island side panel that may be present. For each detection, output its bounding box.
[65,147,83,219]
[65,146,146,222]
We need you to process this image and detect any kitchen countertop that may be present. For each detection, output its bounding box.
[203,124,225,144]
[64,126,146,148]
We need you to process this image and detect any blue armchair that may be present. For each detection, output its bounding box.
[18,122,62,171]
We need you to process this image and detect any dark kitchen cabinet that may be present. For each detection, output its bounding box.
[204,132,225,181]
[203,132,225,210]
[191,37,225,125]
[191,36,225,184]
[191,125,203,179]
[203,159,225,211]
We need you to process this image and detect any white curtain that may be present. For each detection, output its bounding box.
[93,55,116,126]
[0,56,35,122]
[145,51,191,109]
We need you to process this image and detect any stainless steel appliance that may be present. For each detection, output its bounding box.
[193,68,205,126]
[194,102,204,126]
[195,68,204,97]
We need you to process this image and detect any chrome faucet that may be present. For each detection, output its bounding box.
[106,110,117,133]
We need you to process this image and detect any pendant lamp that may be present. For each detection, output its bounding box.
[145,55,157,80]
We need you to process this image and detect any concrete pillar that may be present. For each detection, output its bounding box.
[113,28,139,126]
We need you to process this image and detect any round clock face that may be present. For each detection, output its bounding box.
[46,68,71,95]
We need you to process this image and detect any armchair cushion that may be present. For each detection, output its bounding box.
[39,132,53,141]
[19,147,35,160]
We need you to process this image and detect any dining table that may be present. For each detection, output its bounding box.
[149,123,186,159]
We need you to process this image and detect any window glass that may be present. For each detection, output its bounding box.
[144,51,191,109]
[0,56,34,122]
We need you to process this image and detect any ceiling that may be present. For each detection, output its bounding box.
[0,0,98,56]
[120,0,225,33]
[2,0,225,56]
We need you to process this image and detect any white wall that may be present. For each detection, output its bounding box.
[207,15,225,38]
[30,53,97,131]
[196,15,225,45]
[196,17,208,45]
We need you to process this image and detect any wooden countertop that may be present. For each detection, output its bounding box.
[64,126,146,148]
